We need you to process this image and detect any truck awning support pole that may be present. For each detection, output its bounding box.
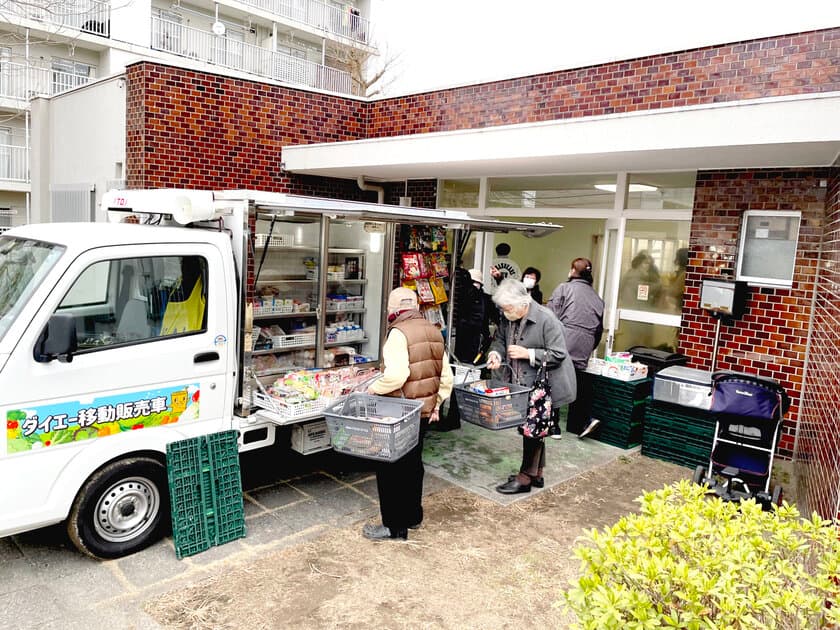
[445,229,461,348]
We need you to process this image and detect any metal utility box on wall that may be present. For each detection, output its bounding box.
[736,210,801,287]
[700,278,747,319]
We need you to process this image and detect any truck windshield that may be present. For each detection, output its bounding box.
[0,236,64,342]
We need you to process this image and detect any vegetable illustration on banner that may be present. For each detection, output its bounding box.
[6,383,200,453]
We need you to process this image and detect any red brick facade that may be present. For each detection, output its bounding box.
[367,29,840,137]
[681,169,830,458]
[125,27,840,513]
[796,170,840,516]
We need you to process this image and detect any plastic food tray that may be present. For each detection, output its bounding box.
[272,333,316,348]
[255,233,293,248]
[254,302,294,316]
[323,393,423,462]
[253,391,328,419]
[453,379,531,430]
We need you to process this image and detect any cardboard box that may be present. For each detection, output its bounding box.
[602,361,648,381]
[291,420,331,455]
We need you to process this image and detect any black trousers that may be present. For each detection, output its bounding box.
[566,369,594,435]
[376,418,428,530]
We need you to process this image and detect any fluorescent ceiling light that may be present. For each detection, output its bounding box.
[594,184,658,192]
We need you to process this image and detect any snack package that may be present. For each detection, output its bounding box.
[430,253,449,278]
[430,277,448,304]
[415,278,435,304]
[401,253,425,279]
[430,226,448,252]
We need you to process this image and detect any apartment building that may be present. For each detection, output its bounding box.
[0,0,375,227]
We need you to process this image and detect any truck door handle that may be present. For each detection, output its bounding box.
[194,352,219,364]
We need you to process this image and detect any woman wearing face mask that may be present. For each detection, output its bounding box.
[486,279,577,493]
[521,266,543,304]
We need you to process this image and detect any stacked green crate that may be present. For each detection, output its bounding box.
[642,400,716,469]
[590,375,652,449]
[166,430,246,559]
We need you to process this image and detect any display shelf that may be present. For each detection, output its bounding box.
[252,345,314,355]
[325,338,368,348]
[255,244,318,253]
[256,278,316,285]
[255,408,323,426]
[326,279,367,285]
[328,248,366,254]
[254,311,318,320]
[325,308,366,315]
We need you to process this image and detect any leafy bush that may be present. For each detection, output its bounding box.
[563,480,840,629]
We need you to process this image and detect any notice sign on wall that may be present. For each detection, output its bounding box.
[637,284,650,301]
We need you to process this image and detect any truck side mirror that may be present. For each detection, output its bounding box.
[34,314,78,363]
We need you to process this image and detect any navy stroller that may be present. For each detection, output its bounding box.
[692,371,790,510]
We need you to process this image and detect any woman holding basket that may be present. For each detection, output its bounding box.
[364,287,453,540]
[487,279,576,494]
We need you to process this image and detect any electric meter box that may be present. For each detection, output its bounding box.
[700,278,747,318]
[653,366,713,410]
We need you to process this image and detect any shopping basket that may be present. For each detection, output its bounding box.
[323,393,423,462]
[453,377,531,430]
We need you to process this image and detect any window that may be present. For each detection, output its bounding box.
[57,255,207,351]
[487,174,617,209]
[51,58,95,93]
[736,211,801,287]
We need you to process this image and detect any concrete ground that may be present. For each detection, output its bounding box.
[0,420,633,630]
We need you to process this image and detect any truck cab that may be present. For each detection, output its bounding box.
[0,222,238,558]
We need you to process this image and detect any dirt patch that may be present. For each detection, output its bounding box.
[145,454,688,629]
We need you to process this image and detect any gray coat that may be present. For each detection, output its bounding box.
[489,301,577,407]
[546,278,605,370]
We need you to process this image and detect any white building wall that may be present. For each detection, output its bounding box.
[30,76,126,223]
[110,0,153,49]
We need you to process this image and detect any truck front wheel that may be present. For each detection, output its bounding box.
[67,456,169,559]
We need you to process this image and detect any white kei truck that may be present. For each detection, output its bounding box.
[0,189,555,559]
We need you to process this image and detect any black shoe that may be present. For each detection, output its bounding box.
[362,524,407,540]
[508,474,544,488]
[496,479,531,494]
[578,418,601,439]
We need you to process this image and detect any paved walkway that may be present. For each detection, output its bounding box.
[0,421,629,629]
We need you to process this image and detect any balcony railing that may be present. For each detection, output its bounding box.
[0,144,29,183]
[0,62,94,104]
[151,17,353,94]
[2,0,110,37]
[237,0,370,45]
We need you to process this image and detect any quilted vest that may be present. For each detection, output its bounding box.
[389,310,445,417]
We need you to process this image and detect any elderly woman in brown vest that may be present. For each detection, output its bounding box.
[364,287,453,540]
[487,279,577,494]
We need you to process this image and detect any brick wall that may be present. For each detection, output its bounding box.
[794,169,840,517]
[125,63,368,191]
[680,169,829,459]
[368,28,840,137]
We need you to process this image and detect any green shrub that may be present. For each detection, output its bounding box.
[563,480,840,629]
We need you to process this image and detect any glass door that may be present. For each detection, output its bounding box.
[324,218,385,368]
[608,219,690,353]
[251,214,322,381]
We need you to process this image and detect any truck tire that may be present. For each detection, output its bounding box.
[67,456,169,559]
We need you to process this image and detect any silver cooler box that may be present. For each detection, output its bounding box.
[653,366,713,410]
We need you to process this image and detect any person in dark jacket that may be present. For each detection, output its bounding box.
[487,279,576,494]
[521,266,544,304]
[364,288,453,540]
[546,258,605,438]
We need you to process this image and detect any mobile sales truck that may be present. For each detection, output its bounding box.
[0,189,557,559]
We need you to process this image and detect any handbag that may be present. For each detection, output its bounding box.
[518,361,553,438]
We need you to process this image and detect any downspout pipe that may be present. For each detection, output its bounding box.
[357,176,384,204]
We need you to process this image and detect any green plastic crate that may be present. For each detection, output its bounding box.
[641,401,715,469]
[166,430,246,559]
[589,376,651,449]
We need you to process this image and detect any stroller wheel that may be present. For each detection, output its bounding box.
[772,485,784,507]
[692,465,706,485]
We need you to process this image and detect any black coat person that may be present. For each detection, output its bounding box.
[453,268,495,364]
